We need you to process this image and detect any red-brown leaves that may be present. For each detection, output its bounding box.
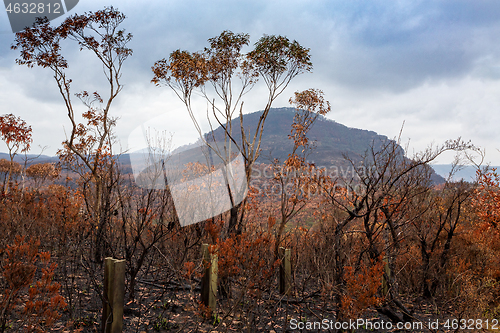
[1,236,67,332]
[474,168,500,228]
[248,34,312,81]
[152,50,209,99]
[287,89,330,151]
[26,163,60,188]
[152,30,311,103]
[215,230,277,290]
[11,17,67,69]
[2,236,39,292]
[340,258,384,320]
[206,31,251,81]
[0,114,32,154]
[152,31,253,92]
[12,7,132,72]
[0,114,32,193]
[12,7,131,183]
[469,169,500,277]
[290,88,331,117]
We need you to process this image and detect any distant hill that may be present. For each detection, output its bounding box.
[217,107,445,183]
[208,107,390,167]
[126,107,444,184]
[0,108,446,184]
[431,164,499,182]
[0,152,58,165]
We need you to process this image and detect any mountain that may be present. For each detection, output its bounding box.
[431,164,499,182]
[131,107,445,184]
[2,108,445,184]
[233,108,445,183]
[208,107,390,167]
[0,152,58,165]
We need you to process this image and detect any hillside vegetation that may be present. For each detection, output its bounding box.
[3,9,498,333]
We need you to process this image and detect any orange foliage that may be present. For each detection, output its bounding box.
[26,163,60,188]
[215,228,278,294]
[340,259,384,320]
[474,169,500,229]
[1,236,67,332]
[471,169,500,279]
[0,114,32,154]
[182,261,196,280]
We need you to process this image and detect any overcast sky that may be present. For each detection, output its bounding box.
[1,0,500,165]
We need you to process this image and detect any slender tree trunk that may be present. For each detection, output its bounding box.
[226,202,242,236]
[419,240,433,298]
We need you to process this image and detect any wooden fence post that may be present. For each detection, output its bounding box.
[102,257,126,333]
[200,244,218,313]
[382,257,391,297]
[279,247,291,296]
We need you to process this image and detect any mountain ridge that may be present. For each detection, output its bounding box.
[0,108,449,184]
[208,107,391,167]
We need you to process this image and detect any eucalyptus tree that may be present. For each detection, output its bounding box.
[152,31,313,234]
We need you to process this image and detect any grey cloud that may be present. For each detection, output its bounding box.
[1,0,500,163]
[312,0,500,91]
